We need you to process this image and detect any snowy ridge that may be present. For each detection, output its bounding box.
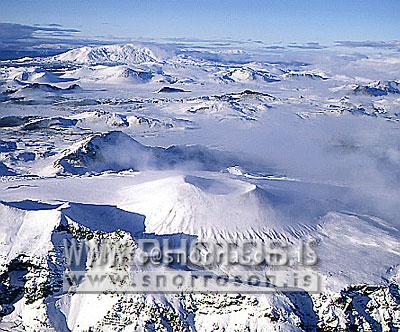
[53,131,246,175]
[353,80,400,96]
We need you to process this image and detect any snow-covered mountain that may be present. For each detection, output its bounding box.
[53,44,160,64]
[7,67,74,83]
[62,65,154,83]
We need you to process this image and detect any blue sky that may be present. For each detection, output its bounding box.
[1,0,399,43]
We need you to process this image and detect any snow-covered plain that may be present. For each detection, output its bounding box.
[0,41,399,331]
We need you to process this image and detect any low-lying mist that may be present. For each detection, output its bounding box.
[141,110,400,225]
